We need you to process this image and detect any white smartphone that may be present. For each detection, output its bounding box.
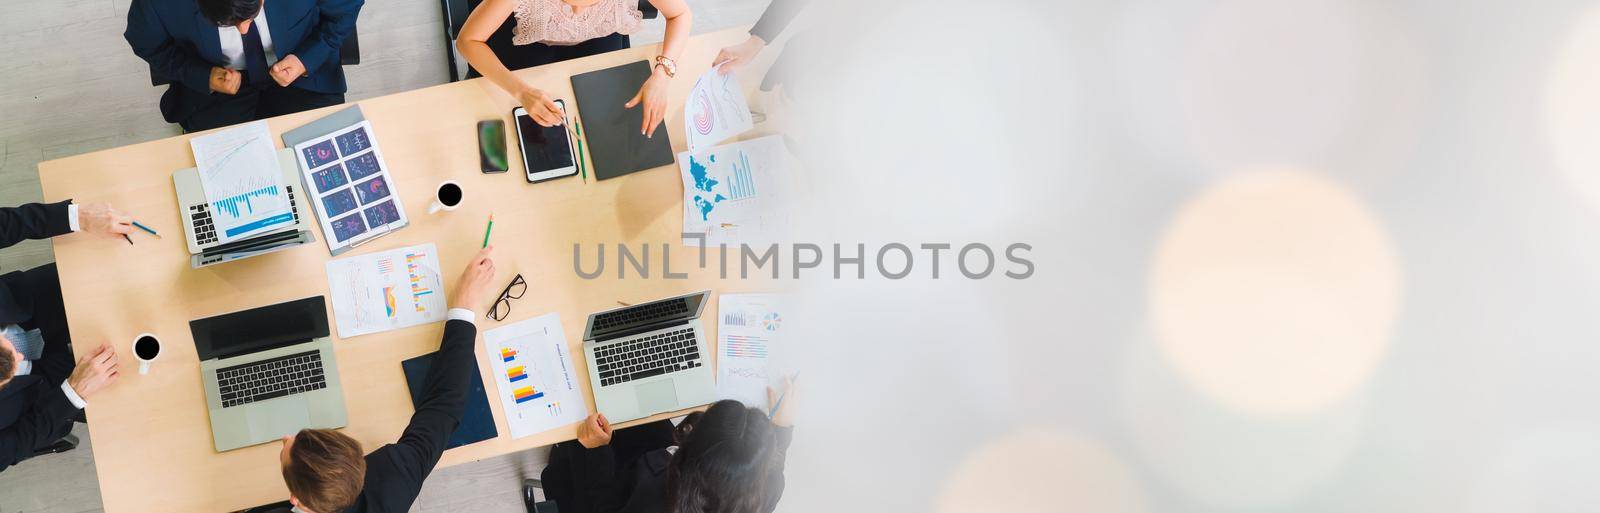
[512,101,579,183]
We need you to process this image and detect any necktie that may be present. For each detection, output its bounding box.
[1,324,44,361]
[243,23,270,85]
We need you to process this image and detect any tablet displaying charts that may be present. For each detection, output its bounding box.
[291,120,408,253]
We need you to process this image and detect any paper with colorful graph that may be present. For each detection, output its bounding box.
[484,312,586,438]
[325,243,447,338]
[716,293,789,409]
[684,68,754,154]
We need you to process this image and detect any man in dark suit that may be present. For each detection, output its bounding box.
[271,247,497,513]
[124,0,363,132]
[1,201,131,471]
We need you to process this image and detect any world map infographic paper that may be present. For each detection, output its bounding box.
[677,134,798,246]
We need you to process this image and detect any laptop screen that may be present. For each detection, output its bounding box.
[585,291,708,341]
[191,296,330,361]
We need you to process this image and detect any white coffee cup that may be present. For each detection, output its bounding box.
[428,181,464,214]
[133,333,161,375]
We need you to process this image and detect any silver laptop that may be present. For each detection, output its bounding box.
[583,291,717,423]
[189,296,347,452]
[173,148,315,268]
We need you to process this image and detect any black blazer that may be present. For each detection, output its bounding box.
[0,375,79,472]
[570,427,794,513]
[123,0,363,123]
[342,318,477,513]
[1,201,73,325]
[0,200,79,472]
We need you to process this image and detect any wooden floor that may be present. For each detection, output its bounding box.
[0,1,764,511]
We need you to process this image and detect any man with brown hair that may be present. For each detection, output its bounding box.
[272,246,498,513]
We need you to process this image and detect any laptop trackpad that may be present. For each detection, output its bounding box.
[635,380,679,415]
[248,399,311,441]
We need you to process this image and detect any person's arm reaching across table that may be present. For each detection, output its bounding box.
[1,201,134,249]
[278,247,497,513]
[713,0,805,75]
[386,246,498,482]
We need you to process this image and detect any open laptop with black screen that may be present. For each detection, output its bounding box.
[189,296,347,452]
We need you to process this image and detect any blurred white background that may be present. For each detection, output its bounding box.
[769,0,1600,511]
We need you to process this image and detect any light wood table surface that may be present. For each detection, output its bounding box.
[37,27,773,513]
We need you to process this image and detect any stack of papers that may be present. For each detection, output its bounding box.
[189,121,296,243]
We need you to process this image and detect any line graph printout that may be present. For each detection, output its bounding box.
[484,313,586,439]
[190,121,294,243]
[716,294,788,409]
[684,68,754,153]
[325,243,447,338]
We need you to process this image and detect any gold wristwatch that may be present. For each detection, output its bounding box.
[654,55,677,78]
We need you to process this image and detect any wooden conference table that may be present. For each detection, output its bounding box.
[36,27,772,512]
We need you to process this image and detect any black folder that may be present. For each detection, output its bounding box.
[401,351,498,449]
[570,60,675,180]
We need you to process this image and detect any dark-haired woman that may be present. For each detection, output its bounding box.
[538,380,795,513]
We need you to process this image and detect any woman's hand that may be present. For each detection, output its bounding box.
[577,412,613,448]
[625,69,670,138]
[767,374,798,427]
[518,86,564,127]
[714,36,766,75]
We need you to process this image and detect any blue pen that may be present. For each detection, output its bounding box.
[768,372,800,418]
[132,220,161,238]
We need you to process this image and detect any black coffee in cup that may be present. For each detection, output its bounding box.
[135,335,160,360]
[438,183,463,206]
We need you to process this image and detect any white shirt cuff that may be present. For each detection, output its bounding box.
[447,308,476,325]
[14,360,31,376]
[59,381,87,409]
[67,203,81,232]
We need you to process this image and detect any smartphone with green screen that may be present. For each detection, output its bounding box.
[478,120,509,174]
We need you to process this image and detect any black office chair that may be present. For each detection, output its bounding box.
[523,478,559,513]
[440,0,659,82]
[148,29,362,87]
[30,433,80,458]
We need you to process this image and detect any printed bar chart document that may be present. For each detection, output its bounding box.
[325,243,447,338]
[190,121,295,243]
[684,68,755,154]
[717,294,787,409]
[484,313,586,438]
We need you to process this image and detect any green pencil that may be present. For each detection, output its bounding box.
[574,118,589,183]
[482,212,494,248]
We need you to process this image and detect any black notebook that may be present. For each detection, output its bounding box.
[401,352,498,449]
[571,60,676,180]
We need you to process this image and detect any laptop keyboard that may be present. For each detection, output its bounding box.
[593,299,689,332]
[188,204,217,245]
[595,327,701,387]
[216,350,327,408]
[190,185,300,246]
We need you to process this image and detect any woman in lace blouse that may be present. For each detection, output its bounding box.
[457,0,692,138]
